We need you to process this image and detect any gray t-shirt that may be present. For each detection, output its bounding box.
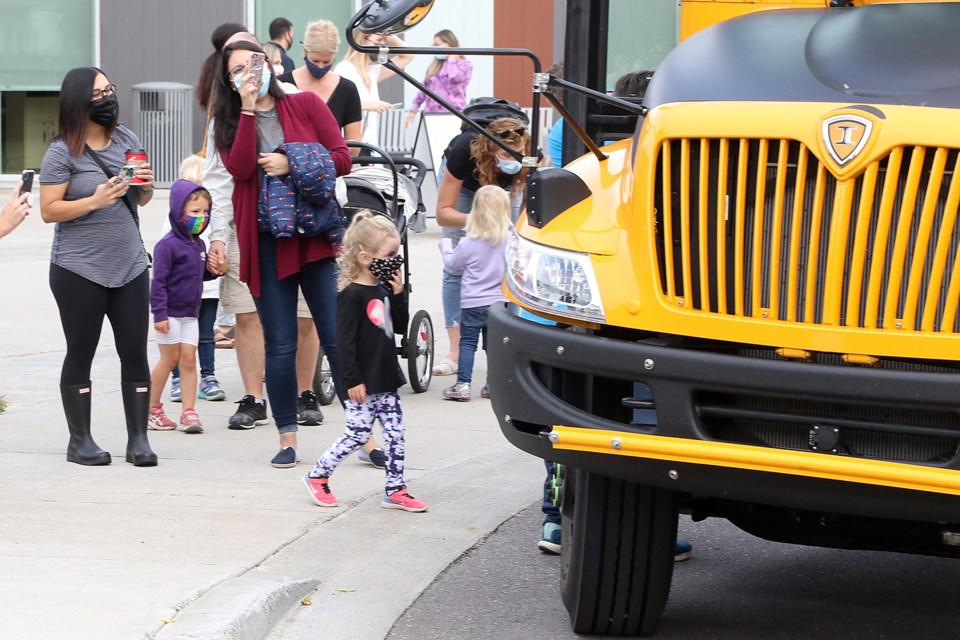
[256,107,285,184]
[40,124,149,288]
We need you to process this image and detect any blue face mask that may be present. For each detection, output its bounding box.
[497,159,523,175]
[435,54,448,61]
[232,67,272,98]
[304,56,332,79]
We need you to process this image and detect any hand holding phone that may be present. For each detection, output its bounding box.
[248,53,266,87]
[19,170,34,197]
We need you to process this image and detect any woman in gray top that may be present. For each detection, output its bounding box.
[39,67,158,467]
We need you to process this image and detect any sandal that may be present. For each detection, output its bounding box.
[432,358,458,376]
[214,330,235,349]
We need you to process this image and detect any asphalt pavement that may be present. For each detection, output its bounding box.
[0,188,543,639]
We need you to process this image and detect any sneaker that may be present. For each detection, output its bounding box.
[178,408,204,434]
[538,522,562,555]
[480,384,490,399]
[442,382,471,402]
[303,475,338,507]
[228,395,268,430]
[382,487,428,512]
[270,446,300,468]
[674,538,693,562]
[358,448,386,469]
[198,375,226,401]
[170,377,181,403]
[147,404,176,430]
[297,390,324,425]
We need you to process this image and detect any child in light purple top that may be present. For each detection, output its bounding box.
[404,30,473,128]
[438,185,511,401]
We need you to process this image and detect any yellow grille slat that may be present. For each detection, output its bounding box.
[922,154,960,331]
[698,139,711,312]
[734,140,749,316]
[661,142,676,301]
[844,163,879,328]
[863,147,903,328]
[903,148,947,329]
[803,165,827,323]
[882,147,925,329]
[767,140,790,320]
[750,140,769,317]
[680,139,693,305]
[716,139,730,315]
[785,146,809,323]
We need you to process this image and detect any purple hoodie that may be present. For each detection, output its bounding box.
[150,180,215,323]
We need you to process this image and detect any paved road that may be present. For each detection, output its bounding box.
[389,506,960,639]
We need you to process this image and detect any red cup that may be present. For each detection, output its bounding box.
[125,148,147,185]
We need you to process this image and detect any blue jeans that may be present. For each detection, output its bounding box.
[456,305,489,385]
[173,297,217,381]
[253,234,340,434]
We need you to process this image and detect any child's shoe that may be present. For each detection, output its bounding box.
[170,377,181,403]
[382,487,428,512]
[480,384,490,399]
[442,382,471,402]
[538,522,562,555]
[303,475,338,507]
[198,375,226,401]
[148,404,176,430]
[178,408,204,433]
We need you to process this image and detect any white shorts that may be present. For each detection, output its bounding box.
[155,317,199,346]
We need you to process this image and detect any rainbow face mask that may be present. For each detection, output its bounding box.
[183,215,208,235]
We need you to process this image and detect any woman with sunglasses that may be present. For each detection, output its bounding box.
[433,116,532,378]
[214,39,352,468]
[39,67,158,467]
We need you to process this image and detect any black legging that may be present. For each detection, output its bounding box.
[49,264,151,385]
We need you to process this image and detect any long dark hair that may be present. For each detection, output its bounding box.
[53,67,117,157]
[196,22,248,110]
[213,41,284,151]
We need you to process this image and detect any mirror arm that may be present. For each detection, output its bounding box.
[540,89,608,162]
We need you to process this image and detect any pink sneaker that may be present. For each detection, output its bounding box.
[382,487,428,512]
[303,475,338,507]
[178,408,204,434]
[148,404,176,430]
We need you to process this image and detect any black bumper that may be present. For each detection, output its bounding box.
[487,303,960,524]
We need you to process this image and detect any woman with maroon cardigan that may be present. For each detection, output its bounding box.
[214,40,351,467]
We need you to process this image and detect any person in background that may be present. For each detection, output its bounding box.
[403,29,473,128]
[165,156,227,406]
[39,66,157,467]
[268,17,296,75]
[438,185,510,401]
[544,60,565,167]
[147,181,219,434]
[334,29,414,149]
[0,184,31,239]
[432,116,531,377]
[278,19,362,153]
[303,211,427,513]
[215,39,351,468]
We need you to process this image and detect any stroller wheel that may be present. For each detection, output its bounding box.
[407,309,434,393]
[313,350,337,406]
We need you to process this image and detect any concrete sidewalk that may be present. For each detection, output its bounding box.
[0,190,541,639]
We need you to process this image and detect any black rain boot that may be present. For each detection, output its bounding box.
[121,381,158,467]
[61,382,111,465]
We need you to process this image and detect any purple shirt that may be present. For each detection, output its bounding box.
[440,236,506,309]
[411,58,473,112]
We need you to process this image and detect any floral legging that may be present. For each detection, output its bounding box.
[309,392,406,491]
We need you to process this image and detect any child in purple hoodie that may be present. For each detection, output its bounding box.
[148,180,218,433]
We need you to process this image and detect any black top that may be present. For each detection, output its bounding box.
[647,3,960,111]
[279,48,295,76]
[278,72,362,130]
[444,131,514,194]
[336,282,409,394]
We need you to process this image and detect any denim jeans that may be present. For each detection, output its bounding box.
[456,305,489,385]
[173,297,217,382]
[253,234,340,433]
[440,185,473,329]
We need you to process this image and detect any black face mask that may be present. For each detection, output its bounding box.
[304,56,332,79]
[368,254,404,283]
[89,94,119,127]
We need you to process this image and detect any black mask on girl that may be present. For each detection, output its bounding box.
[368,255,404,283]
[304,57,332,79]
[89,94,119,127]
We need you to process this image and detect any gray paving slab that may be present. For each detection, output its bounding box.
[0,188,541,639]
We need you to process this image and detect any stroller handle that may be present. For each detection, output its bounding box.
[347,141,428,189]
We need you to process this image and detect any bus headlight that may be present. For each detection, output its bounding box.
[505,232,605,323]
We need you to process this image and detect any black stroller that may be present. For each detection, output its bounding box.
[313,142,435,403]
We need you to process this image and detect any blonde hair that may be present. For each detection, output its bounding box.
[467,185,512,243]
[343,27,373,90]
[425,29,460,81]
[303,19,339,54]
[337,210,400,290]
[179,154,205,184]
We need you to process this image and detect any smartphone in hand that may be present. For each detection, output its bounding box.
[19,170,34,196]
[116,165,136,182]
[248,53,266,87]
